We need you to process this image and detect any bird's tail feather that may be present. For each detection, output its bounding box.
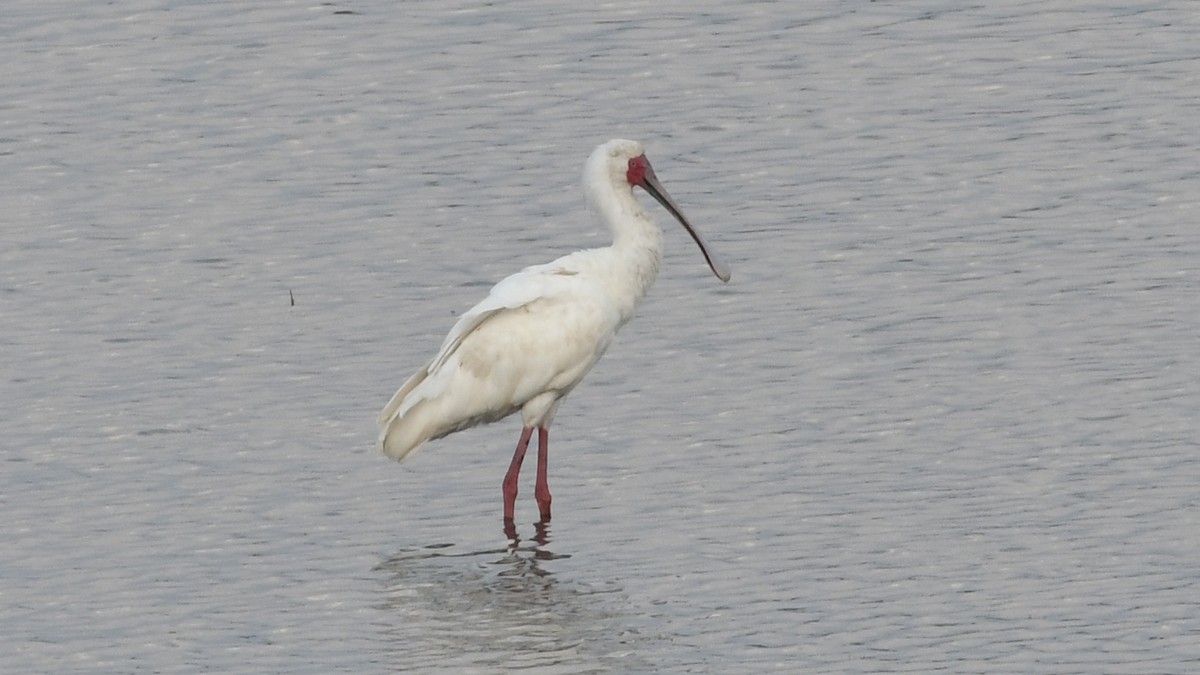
[378,364,436,462]
[379,355,519,463]
[378,365,428,427]
[379,398,439,462]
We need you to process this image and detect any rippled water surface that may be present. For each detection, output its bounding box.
[4,1,1198,672]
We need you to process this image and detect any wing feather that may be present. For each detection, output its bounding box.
[378,256,595,434]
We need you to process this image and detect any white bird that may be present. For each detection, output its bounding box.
[378,139,730,524]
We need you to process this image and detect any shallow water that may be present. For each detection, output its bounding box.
[3,1,1198,672]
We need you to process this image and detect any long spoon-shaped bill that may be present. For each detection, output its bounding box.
[638,164,732,283]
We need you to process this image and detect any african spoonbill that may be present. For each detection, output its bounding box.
[378,139,730,524]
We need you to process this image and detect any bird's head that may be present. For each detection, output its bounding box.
[588,139,731,283]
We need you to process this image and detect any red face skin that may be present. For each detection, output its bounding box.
[626,154,651,187]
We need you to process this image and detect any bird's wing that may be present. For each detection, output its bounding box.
[377,259,584,427]
[433,258,595,371]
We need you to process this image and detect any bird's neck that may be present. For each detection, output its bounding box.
[592,185,664,320]
[613,221,664,307]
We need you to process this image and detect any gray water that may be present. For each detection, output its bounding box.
[3,1,1198,672]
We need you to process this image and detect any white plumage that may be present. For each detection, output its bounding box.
[378,139,730,523]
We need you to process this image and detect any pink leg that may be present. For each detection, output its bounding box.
[503,427,534,522]
[534,427,552,521]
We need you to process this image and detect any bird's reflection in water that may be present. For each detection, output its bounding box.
[489,519,573,600]
[374,521,644,672]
